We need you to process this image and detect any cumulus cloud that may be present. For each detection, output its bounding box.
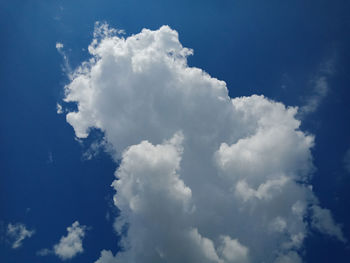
[6,223,34,249]
[61,23,345,262]
[38,221,87,260]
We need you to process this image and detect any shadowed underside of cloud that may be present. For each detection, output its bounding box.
[61,23,345,263]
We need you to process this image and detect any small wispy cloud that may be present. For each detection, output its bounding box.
[311,205,346,243]
[48,151,53,164]
[56,103,64,114]
[56,42,64,50]
[82,139,108,160]
[300,58,335,116]
[37,221,87,260]
[300,76,329,115]
[56,42,73,80]
[6,223,35,249]
[37,248,52,256]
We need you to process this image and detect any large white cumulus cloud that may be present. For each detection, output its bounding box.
[62,23,345,263]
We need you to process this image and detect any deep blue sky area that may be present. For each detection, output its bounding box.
[1,0,350,262]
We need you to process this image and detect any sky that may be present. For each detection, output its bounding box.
[1,0,350,262]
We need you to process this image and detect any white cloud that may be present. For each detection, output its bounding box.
[56,42,72,80]
[56,42,64,50]
[57,103,63,114]
[300,76,328,115]
[37,248,52,256]
[234,176,290,202]
[311,205,346,243]
[300,58,335,116]
[218,235,249,263]
[38,221,87,260]
[95,250,117,263]
[61,23,345,263]
[274,252,303,263]
[6,223,34,249]
[82,139,109,160]
[54,221,86,260]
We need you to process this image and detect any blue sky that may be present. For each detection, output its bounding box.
[1,0,350,262]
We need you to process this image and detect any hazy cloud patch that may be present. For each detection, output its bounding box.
[300,58,335,116]
[311,205,346,243]
[6,223,35,249]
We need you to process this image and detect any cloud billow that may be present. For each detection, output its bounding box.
[61,23,345,263]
